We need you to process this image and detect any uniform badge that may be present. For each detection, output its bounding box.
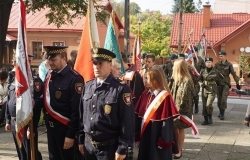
[123,93,131,106]
[55,91,62,99]
[75,83,83,94]
[34,82,41,92]
[104,105,111,114]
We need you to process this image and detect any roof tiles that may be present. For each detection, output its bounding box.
[170,13,250,47]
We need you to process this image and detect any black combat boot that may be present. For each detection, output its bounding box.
[218,108,221,118]
[194,103,199,114]
[202,116,209,125]
[208,114,213,124]
[220,109,225,120]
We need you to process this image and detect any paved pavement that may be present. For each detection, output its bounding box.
[0,98,249,160]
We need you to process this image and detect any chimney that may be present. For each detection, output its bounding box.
[203,2,211,28]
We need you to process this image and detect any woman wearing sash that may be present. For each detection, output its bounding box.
[170,59,194,159]
[134,67,179,160]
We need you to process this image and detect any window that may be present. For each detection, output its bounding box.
[32,41,43,59]
[52,42,65,46]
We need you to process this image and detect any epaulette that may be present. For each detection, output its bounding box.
[86,78,95,83]
[114,78,126,85]
[70,69,80,76]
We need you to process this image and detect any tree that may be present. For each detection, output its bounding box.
[195,0,203,13]
[130,11,172,57]
[238,53,250,83]
[172,0,196,14]
[110,1,141,19]
[0,0,108,67]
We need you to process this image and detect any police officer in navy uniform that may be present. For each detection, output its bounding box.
[43,46,84,160]
[5,58,31,160]
[78,48,135,160]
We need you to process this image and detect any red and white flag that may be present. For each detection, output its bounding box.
[15,0,33,147]
[132,35,141,71]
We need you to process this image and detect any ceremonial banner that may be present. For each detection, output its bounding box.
[74,0,99,81]
[132,35,141,71]
[104,11,125,74]
[15,0,33,147]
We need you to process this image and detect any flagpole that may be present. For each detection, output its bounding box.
[29,119,36,160]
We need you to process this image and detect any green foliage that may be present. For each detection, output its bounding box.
[130,11,172,57]
[172,0,197,13]
[25,0,109,28]
[238,54,250,78]
[195,0,203,13]
[110,1,141,19]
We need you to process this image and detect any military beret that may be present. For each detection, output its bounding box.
[219,51,226,55]
[141,53,147,59]
[44,46,68,59]
[178,53,185,58]
[170,54,178,60]
[91,48,116,62]
[205,57,213,62]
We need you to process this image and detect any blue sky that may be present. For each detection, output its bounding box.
[117,0,216,14]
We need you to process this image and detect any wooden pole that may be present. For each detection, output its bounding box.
[178,0,183,53]
[124,0,130,58]
[29,119,36,160]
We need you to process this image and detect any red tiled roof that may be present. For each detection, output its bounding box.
[8,1,123,32]
[170,13,250,47]
[6,34,17,41]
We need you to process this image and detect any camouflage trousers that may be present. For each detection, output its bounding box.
[217,85,230,110]
[193,83,200,105]
[202,92,216,116]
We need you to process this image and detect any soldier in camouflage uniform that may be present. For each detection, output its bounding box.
[214,51,241,120]
[199,57,220,125]
[163,54,178,82]
[192,47,206,114]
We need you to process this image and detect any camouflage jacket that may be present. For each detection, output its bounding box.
[198,67,218,93]
[214,60,239,86]
[163,62,173,82]
[193,56,206,73]
[170,78,194,119]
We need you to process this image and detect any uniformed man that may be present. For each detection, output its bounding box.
[192,47,206,114]
[214,51,240,120]
[5,61,31,160]
[78,48,134,160]
[43,46,84,160]
[163,54,178,82]
[199,57,219,125]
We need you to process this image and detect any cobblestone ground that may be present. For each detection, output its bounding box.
[0,99,250,160]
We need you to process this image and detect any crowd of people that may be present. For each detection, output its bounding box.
[0,45,248,160]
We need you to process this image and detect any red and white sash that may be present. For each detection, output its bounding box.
[44,72,69,125]
[178,115,199,138]
[141,90,169,137]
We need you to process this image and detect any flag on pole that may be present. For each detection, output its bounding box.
[15,0,33,147]
[104,11,125,74]
[74,0,99,81]
[197,41,204,58]
[132,35,141,71]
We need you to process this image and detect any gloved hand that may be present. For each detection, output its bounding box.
[201,83,206,88]
[236,83,241,90]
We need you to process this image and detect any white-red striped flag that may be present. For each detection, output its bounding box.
[15,0,33,147]
[132,35,141,71]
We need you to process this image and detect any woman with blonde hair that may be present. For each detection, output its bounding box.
[134,67,179,160]
[170,59,194,159]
